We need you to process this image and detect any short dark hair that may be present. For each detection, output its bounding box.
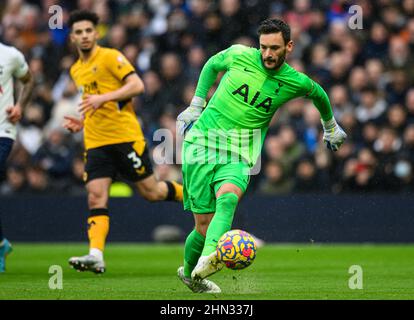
[68,10,99,29]
[257,19,291,45]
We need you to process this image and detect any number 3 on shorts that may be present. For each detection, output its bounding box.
[128,151,142,169]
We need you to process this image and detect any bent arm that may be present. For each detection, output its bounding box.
[194,56,225,99]
[100,73,144,103]
[195,45,243,99]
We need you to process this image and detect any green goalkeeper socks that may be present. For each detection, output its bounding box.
[184,193,239,277]
[184,229,205,278]
[201,192,239,257]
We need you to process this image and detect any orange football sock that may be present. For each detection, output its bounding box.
[87,213,109,251]
[171,181,183,202]
[165,181,183,202]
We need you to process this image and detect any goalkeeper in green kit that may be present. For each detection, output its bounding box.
[176,19,347,293]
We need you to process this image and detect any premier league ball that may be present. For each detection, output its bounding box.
[216,229,257,270]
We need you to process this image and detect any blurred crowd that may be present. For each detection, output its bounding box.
[0,0,414,196]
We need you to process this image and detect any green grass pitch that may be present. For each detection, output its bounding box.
[1,243,413,300]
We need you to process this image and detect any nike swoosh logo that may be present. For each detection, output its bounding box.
[243,67,254,73]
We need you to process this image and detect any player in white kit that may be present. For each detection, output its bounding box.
[0,42,34,273]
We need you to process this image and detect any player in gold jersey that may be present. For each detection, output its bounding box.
[63,10,183,273]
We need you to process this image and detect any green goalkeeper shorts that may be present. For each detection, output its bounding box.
[182,141,250,214]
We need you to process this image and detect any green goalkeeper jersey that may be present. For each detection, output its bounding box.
[184,44,333,167]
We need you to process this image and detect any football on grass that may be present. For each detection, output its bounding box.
[216,229,257,270]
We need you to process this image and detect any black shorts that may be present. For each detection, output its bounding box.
[84,142,153,183]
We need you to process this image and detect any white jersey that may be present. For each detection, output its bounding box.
[0,42,29,140]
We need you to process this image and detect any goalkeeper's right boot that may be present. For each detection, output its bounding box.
[0,239,12,273]
[177,266,221,293]
[191,251,224,281]
[68,254,105,274]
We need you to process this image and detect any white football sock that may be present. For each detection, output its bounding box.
[89,248,103,261]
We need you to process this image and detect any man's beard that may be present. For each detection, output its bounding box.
[263,51,286,70]
[80,47,93,53]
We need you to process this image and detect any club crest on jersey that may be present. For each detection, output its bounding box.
[232,83,272,112]
[117,55,126,69]
[82,81,100,94]
[275,82,284,95]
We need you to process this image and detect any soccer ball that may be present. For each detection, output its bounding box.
[216,229,257,270]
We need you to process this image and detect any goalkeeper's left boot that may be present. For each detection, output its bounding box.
[191,251,224,281]
[68,254,105,274]
[177,266,221,293]
[0,239,13,273]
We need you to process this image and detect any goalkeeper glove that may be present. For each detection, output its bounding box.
[177,96,206,136]
[321,117,347,152]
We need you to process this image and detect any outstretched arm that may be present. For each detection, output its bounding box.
[305,79,334,122]
[304,78,347,151]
